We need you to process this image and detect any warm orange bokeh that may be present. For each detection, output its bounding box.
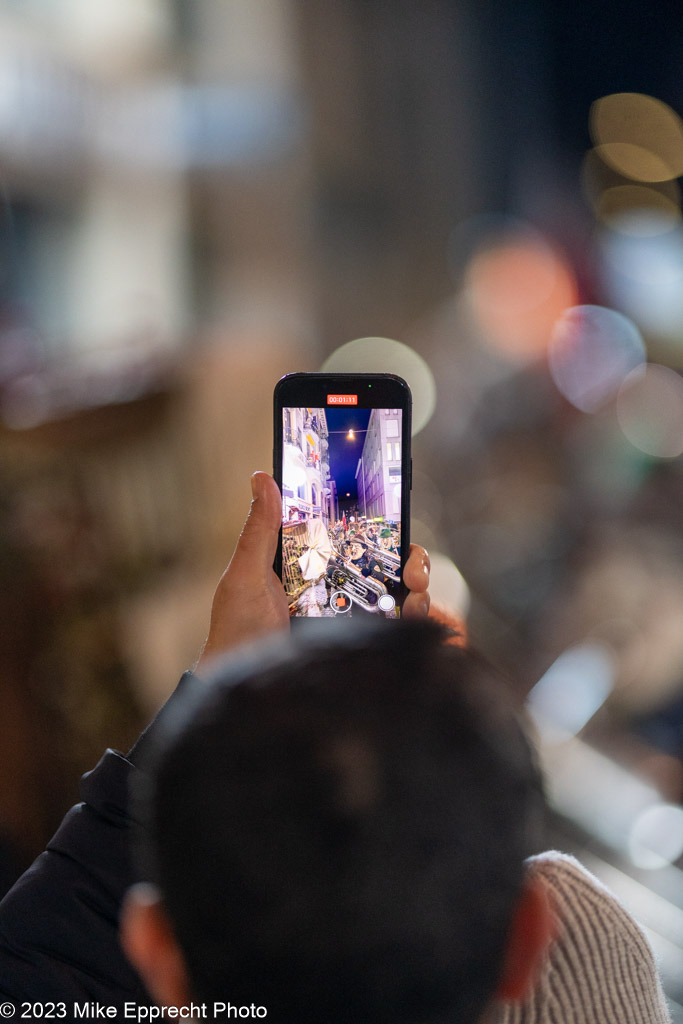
[466,238,577,360]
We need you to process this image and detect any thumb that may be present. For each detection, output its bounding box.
[226,472,282,579]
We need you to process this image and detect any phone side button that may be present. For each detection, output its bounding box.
[410,458,413,490]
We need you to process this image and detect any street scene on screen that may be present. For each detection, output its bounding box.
[281,405,403,617]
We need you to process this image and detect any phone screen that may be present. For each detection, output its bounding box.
[277,383,409,619]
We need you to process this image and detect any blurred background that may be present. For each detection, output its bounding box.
[2,0,683,1014]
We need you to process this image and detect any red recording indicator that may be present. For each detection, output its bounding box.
[327,394,358,405]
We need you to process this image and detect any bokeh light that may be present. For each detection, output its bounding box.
[582,148,682,236]
[590,93,683,182]
[426,552,471,621]
[617,364,683,458]
[628,803,683,870]
[321,336,436,436]
[596,187,681,236]
[410,517,439,555]
[593,143,678,184]
[463,230,576,360]
[599,224,683,344]
[527,642,615,739]
[548,305,646,413]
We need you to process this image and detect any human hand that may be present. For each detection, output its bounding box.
[196,472,288,671]
[196,473,433,672]
[402,543,431,619]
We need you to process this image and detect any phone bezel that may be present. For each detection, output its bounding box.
[273,372,412,616]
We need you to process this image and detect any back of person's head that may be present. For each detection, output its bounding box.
[137,619,543,1024]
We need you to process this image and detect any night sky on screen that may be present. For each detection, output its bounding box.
[326,407,371,500]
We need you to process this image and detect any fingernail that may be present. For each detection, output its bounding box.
[250,473,261,501]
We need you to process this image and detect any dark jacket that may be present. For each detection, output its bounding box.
[0,748,150,1007]
[0,672,198,1007]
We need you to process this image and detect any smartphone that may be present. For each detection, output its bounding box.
[274,372,412,620]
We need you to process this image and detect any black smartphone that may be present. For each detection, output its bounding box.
[274,372,412,620]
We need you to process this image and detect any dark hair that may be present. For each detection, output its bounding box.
[138,620,543,1024]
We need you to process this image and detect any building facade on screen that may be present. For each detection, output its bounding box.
[356,409,402,522]
[282,407,333,524]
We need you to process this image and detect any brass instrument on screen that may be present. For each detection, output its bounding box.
[366,543,401,583]
[327,560,387,613]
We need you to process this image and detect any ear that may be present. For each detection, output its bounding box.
[494,875,554,1001]
[120,884,192,1008]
